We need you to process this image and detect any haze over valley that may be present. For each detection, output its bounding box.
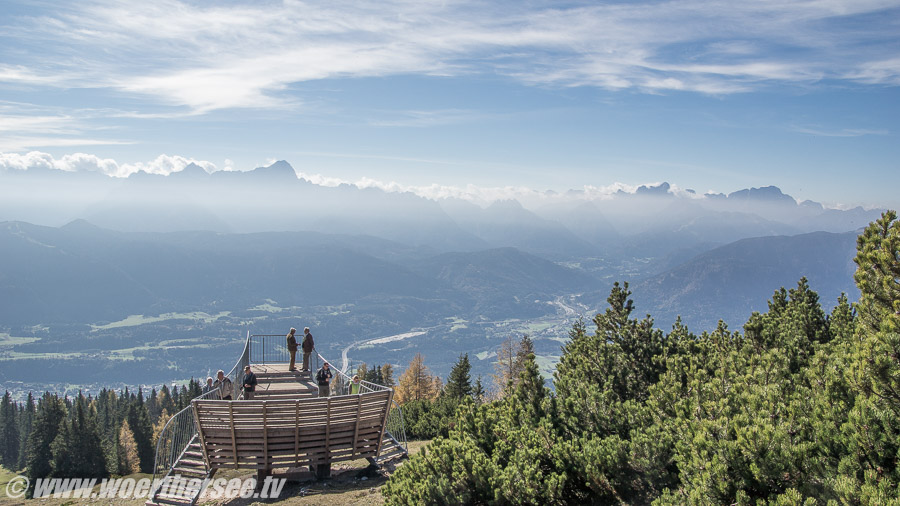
[0,162,876,396]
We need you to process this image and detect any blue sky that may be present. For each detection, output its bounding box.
[1,0,899,208]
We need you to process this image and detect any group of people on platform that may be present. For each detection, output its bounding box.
[202,365,257,399]
[286,327,316,372]
[198,327,362,400]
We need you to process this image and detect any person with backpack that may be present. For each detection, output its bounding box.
[316,362,333,397]
[242,365,258,400]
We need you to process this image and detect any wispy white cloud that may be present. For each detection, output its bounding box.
[3,0,899,113]
[0,136,134,152]
[790,125,890,137]
[0,103,135,150]
[366,109,496,128]
[0,151,216,177]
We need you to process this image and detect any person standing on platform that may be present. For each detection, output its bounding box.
[286,327,298,371]
[242,365,258,400]
[316,362,333,397]
[351,375,361,394]
[214,370,233,400]
[301,327,315,372]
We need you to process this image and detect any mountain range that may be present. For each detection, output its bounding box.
[0,161,882,273]
[0,160,883,390]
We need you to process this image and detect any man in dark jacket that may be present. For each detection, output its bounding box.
[287,327,298,371]
[242,365,258,400]
[316,362,333,397]
[301,327,315,372]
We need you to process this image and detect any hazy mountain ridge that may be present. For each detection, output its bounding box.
[0,220,593,326]
[631,230,860,331]
[0,162,883,268]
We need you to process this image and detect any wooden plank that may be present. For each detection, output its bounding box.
[229,402,238,469]
[262,402,269,469]
[325,397,331,457]
[352,394,361,457]
[374,388,393,458]
[294,400,300,467]
[192,401,211,467]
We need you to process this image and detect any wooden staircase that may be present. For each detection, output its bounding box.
[375,433,408,464]
[147,436,216,506]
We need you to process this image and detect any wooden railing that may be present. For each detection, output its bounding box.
[193,390,394,470]
[150,331,406,501]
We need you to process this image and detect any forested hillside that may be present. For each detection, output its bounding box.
[383,211,900,504]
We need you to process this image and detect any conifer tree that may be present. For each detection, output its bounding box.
[356,363,369,381]
[381,364,395,387]
[493,334,535,397]
[147,388,160,422]
[25,393,66,487]
[0,391,19,468]
[17,392,34,470]
[445,354,473,400]
[395,354,439,403]
[158,385,175,416]
[854,210,900,335]
[50,397,106,479]
[151,408,170,448]
[125,397,154,473]
[473,376,485,405]
[493,335,519,396]
[118,420,140,475]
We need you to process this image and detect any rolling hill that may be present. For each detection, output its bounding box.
[631,230,860,332]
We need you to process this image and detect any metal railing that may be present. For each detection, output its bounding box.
[150,332,250,492]
[249,334,292,364]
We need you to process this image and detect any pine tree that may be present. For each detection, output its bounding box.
[516,334,534,371]
[381,364,395,387]
[76,395,107,478]
[25,393,66,487]
[373,364,384,386]
[444,354,473,400]
[147,388,160,422]
[152,408,170,448]
[50,397,106,479]
[493,335,519,396]
[834,209,900,496]
[854,210,900,335]
[118,420,140,475]
[395,354,439,403]
[356,363,369,381]
[17,392,34,470]
[0,391,19,468]
[125,397,154,473]
[158,385,175,416]
[473,376,485,405]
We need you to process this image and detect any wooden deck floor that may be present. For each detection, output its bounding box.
[245,363,318,400]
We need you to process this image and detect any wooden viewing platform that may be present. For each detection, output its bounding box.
[147,333,407,506]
